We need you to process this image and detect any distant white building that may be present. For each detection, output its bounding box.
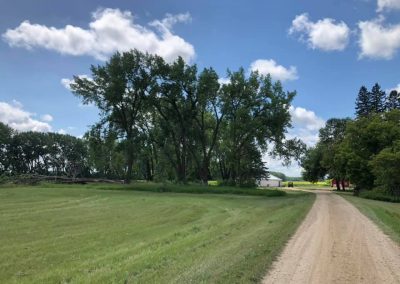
[258,174,282,187]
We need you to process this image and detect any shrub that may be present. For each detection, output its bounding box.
[103,183,286,197]
[360,188,400,203]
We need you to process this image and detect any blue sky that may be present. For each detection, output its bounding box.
[1,0,400,175]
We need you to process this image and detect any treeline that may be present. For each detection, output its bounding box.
[302,83,400,196]
[1,50,305,185]
[269,171,302,181]
[0,123,88,178]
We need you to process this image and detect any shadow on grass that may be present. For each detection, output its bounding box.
[94,182,287,197]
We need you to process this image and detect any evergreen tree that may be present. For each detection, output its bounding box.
[355,86,370,117]
[370,83,386,113]
[386,90,400,111]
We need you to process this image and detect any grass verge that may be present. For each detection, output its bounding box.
[340,192,400,244]
[0,184,314,283]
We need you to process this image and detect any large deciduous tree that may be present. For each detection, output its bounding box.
[216,69,303,186]
[71,50,157,183]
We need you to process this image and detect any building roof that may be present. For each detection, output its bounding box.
[260,174,282,181]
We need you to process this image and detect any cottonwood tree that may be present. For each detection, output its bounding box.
[150,57,198,183]
[301,145,326,183]
[71,50,158,183]
[216,69,303,185]
[319,118,351,190]
[192,68,223,183]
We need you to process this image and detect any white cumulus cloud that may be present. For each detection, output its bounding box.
[263,106,325,177]
[0,101,52,132]
[289,106,325,133]
[289,13,350,51]
[3,8,195,62]
[249,59,298,82]
[377,0,400,12]
[358,17,400,59]
[40,114,53,122]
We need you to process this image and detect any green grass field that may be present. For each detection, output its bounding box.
[340,193,400,244]
[0,184,314,283]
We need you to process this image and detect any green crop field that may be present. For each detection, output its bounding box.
[282,181,330,187]
[0,184,314,283]
[340,192,400,244]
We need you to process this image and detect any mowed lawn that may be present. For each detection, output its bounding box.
[341,193,400,244]
[0,185,314,283]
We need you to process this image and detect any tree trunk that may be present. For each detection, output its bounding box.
[341,180,346,191]
[125,154,134,184]
[145,158,152,181]
[125,142,134,183]
[335,179,341,191]
[200,158,210,184]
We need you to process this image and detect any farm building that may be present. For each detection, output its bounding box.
[258,174,282,187]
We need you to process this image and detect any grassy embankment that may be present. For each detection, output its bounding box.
[340,192,400,244]
[0,183,314,283]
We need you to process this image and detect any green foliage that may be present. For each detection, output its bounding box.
[119,182,287,197]
[71,51,158,182]
[355,85,370,117]
[386,90,400,111]
[70,49,304,185]
[355,83,387,118]
[359,188,400,203]
[339,110,400,192]
[370,141,400,196]
[3,50,306,185]
[301,145,326,183]
[0,124,89,178]
[302,117,352,190]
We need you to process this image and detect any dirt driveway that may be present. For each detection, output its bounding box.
[263,190,400,283]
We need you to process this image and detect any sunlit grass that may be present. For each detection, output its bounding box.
[0,184,314,283]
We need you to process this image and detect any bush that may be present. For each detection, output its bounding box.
[102,183,286,197]
[360,188,400,203]
[0,175,10,185]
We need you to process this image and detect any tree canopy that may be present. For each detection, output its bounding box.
[1,49,306,186]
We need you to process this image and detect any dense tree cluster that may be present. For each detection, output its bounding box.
[1,50,305,186]
[302,83,400,196]
[0,123,88,177]
[355,83,399,117]
[71,50,305,185]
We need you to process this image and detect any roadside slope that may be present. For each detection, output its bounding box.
[263,190,400,284]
